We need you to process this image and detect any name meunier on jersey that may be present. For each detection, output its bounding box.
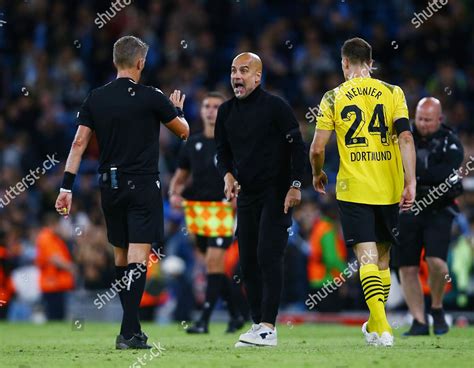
[316,76,409,205]
[345,86,382,100]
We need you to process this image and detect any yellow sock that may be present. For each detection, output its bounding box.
[379,268,391,304]
[360,264,391,335]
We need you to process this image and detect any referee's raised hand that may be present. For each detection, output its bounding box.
[164,89,189,140]
[170,90,185,109]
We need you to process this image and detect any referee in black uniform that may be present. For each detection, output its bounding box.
[169,91,244,334]
[215,52,306,347]
[55,36,189,349]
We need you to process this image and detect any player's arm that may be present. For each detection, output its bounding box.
[393,86,416,211]
[310,91,335,194]
[398,128,416,211]
[55,125,93,217]
[310,129,332,194]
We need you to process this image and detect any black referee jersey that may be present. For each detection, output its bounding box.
[77,77,178,174]
[76,77,179,246]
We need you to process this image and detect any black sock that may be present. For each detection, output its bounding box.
[121,262,147,339]
[114,266,127,335]
[115,266,127,314]
[199,273,223,325]
[220,274,238,319]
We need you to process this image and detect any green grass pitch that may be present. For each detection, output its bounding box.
[0,322,473,367]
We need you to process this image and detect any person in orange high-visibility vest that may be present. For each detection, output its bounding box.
[36,214,75,320]
[139,250,168,321]
[418,248,452,297]
[0,244,14,319]
[307,215,347,312]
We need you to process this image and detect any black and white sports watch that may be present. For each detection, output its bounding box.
[290,180,301,190]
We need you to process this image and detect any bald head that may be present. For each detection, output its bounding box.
[415,97,443,137]
[231,52,263,99]
[233,52,263,73]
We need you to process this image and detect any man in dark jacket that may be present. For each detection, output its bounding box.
[395,97,464,336]
[215,52,306,347]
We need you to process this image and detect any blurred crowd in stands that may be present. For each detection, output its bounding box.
[0,0,473,322]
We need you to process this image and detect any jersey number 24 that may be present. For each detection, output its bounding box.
[342,104,389,148]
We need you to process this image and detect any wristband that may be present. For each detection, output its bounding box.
[176,107,185,118]
[61,171,76,191]
[60,188,72,193]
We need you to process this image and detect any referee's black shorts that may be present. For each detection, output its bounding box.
[393,208,455,267]
[195,235,233,253]
[99,173,164,248]
[337,200,399,247]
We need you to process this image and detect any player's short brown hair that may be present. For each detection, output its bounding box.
[204,91,226,101]
[341,37,372,65]
[113,36,149,69]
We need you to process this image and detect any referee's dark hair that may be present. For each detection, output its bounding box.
[113,36,149,69]
[341,37,372,65]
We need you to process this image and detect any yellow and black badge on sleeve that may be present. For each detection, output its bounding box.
[316,77,409,205]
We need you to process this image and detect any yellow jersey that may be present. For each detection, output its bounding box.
[316,77,408,205]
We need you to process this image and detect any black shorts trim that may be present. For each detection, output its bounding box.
[195,235,233,253]
[337,200,399,247]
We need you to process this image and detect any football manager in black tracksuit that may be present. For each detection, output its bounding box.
[55,36,189,349]
[215,52,306,347]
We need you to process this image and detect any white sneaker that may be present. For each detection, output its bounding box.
[234,341,257,348]
[378,331,394,347]
[362,322,379,346]
[239,323,277,346]
[238,324,261,342]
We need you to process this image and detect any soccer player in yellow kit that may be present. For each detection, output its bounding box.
[310,38,417,347]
